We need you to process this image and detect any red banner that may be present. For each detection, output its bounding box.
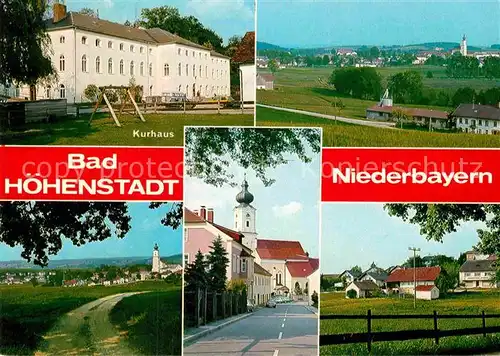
[0,146,183,201]
[322,148,498,202]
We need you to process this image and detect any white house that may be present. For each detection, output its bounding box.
[345,280,379,298]
[459,254,498,289]
[22,2,230,103]
[253,262,272,305]
[415,285,440,300]
[453,104,500,134]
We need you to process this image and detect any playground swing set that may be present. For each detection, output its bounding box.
[88,86,146,127]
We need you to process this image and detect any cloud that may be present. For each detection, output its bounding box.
[186,0,254,21]
[272,201,303,217]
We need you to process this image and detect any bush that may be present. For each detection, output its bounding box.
[106,89,118,104]
[311,291,318,306]
[346,289,357,299]
[83,84,99,102]
[426,71,433,78]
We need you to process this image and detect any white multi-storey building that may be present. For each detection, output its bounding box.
[21,3,230,103]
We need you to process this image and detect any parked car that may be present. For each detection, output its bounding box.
[247,299,255,312]
[266,299,277,308]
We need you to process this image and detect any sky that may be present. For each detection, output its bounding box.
[258,0,500,48]
[184,130,321,258]
[321,203,484,273]
[62,0,255,43]
[0,202,182,261]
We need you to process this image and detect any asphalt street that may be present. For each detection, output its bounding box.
[184,302,318,356]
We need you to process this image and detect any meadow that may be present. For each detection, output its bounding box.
[0,281,177,355]
[320,291,500,355]
[257,106,500,147]
[1,112,253,146]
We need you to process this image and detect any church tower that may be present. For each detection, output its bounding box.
[233,175,258,251]
[460,34,467,56]
[152,243,160,273]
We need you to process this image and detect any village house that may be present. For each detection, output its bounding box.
[385,266,441,294]
[345,280,379,298]
[20,1,230,103]
[185,177,319,305]
[453,104,500,134]
[358,263,388,287]
[256,73,274,90]
[459,251,498,289]
[415,285,440,300]
[232,31,255,105]
[338,269,362,284]
[253,262,273,305]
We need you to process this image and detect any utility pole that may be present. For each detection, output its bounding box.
[408,247,421,309]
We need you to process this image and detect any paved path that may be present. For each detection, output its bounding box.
[36,292,145,356]
[258,104,396,129]
[184,302,318,356]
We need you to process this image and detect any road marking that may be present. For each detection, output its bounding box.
[281,323,285,328]
[273,350,279,356]
[278,332,283,340]
[283,318,286,322]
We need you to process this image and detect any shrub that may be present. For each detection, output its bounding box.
[311,291,318,306]
[84,84,99,102]
[106,89,118,104]
[346,289,357,299]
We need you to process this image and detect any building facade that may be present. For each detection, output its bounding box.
[21,3,230,103]
[453,104,500,134]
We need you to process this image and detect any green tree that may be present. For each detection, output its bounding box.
[207,236,229,292]
[78,7,97,17]
[322,55,330,66]
[330,67,382,100]
[184,250,208,290]
[224,35,242,58]
[483,57,500,79]
[392,108,413,128]
[268,59,279,74]
[83,84,99,102]
[0,0,55,93]
[426,71,433,78]
[350,265,362,275]
[227,279,247,293]
[346,289,357,298]
[402,255,425,268]
[384,204,500,282]
[311,291,318,306]
[0,202,131,266]
[30,277,39,287]
[452,87,476,107]
[388,70,424,104]
[435,262,459,295]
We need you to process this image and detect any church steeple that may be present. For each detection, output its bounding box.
[233,174,257,251]
[236,174,254,205]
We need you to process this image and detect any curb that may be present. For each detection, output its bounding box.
[304,305,319,315]
[183,312,252,346]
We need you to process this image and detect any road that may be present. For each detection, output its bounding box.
[184,302,318,356]
[37,292,146,356]
[257,104,396,129]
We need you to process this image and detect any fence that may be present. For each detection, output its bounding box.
[320,310,500,352]
[184,288,247,328]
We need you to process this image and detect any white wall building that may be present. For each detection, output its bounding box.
[22,3,230,103]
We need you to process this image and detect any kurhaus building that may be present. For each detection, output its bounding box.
[22,2,231,103]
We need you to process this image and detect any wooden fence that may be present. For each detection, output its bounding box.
[321,310,500,351]
[184,288,247,328]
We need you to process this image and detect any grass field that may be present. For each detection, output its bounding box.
[257,106,500,147]
[1,112,253,146]
[0,281,176,355]
[320,291,500,355]
[109,289,182,356]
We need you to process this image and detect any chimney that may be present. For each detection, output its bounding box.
[53,2,67,23]
[200,206,207,220]
[207,208,214,223]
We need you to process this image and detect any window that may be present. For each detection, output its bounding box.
[164,64,169,76]
[130,61,134,76]
[205,66,208,78]
[149,63,153,76]
[192,50,195,57]
[232,255,237,272]
[246,221,250,228]
[119,59,124,75]
[199,52,201,59]
[95,56,101,73]
[185,64,188,76]
[199,65,202,77]
[120,43,124,51]
[108,58,113,74]
[178,85,181,92]
[140,46,144,54]
[130,45,134,52]
[241,258,247,273]
[59,36,65,44]
[185,50,188,56]
[193,64,195,77]
[45,86,51,98]
[186,85,189,94]
[82,36,87,45]
[205,54,208,60]
[59,55,65,71]
[178,63,181,76]
[81,55,87,72]
[184,254,189,266]
[184,228,188,242]
[178,48,181,55]
[95,39,101,47]
[108,41,113,49]
[235,221,238,229]
[149,85,153,96]
[149,48,152,55]
[59,84,66,98]
[140,62,144,76]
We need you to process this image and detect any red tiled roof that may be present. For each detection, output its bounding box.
[416,285,437,292]
[367,105,448,119]
[386,266,441,283]
[184,208,204,223]
[210,222,244,244]
[257,239,309,260]
[287,258,319,278]
[488,254,498,261]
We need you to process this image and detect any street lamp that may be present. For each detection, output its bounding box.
[408,247,421,309]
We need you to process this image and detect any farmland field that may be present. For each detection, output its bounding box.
[320,291,500,355]
[0,281,179,355]
[0,112,253,146]
[257,107,500,147]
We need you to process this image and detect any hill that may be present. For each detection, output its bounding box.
[0,254,182,269]
[257,41,288,51]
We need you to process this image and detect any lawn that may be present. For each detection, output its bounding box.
[1,112,254,146]
[109,289,182,356]
[320,291,500,355]
[0,281,175,355]
[257,106,500,147]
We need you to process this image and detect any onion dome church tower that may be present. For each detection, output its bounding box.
[233,174,258,251]
[460,34,467,56]
[152,243,160,273]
